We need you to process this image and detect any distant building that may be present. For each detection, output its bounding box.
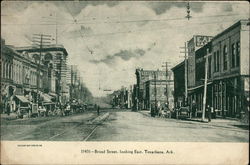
[134,68,173,110]
[171,61,185,108]
[144,79,174,110]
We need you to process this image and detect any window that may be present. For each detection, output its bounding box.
[223,45,228,70]
[2,61,5,78]
[9,64,11,79]
[213,52,217,72]
[231,43,236,68]
[208,56,212,78]
[6,63,8,79]
[216,51,220,72]
[236,41,240,67]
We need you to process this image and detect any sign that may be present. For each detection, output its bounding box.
[195,36,212,47]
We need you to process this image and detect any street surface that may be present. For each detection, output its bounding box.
[1,109,249,142]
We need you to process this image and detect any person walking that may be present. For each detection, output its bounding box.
[207,104,212,122]
[6,103,10,116]
[97,105,100,116]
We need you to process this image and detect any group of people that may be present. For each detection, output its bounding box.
[150,100,216,122]
[151,101,171,118]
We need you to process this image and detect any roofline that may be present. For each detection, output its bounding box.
[212,19,249,41]
[14,44,68,56]
[171,60,185,71]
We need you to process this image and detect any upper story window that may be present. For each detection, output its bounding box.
[9,64,11,79]
[236,41,240,67]
[216,50,220,72]
[5,63,8,79]
[213,52,216,73]
[231,43,236,68]
[208,56,212,79]
[223,45,228,70]
[213,50,220,72]
[2,61,5,78]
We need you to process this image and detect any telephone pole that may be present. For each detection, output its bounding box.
[180,42,188,106]
[154,71,157,117]
[186,1,192,20]
[55,12,58,44]
[162,62,171,105]
[32,34,52,106]
[202,49,211,121]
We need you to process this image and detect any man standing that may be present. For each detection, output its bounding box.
[192,100,197,118]
[207,104,212,122]
[6,103,10,116]
[97,105,100,116]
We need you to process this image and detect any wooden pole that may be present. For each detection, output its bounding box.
[202,48,210,121]
[184,42,188,105]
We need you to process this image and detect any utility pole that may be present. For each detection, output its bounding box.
[202,48,211,121]
[56,13,58,44]
[32,34,51,107]
[180,42,188,106]
[162,62,171,105]
[154,71,157,117]
[70,65,73,103]
[185,1,192,20]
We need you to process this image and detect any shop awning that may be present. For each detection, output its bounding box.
[15,95,30,103]
[40,93,53,103]
[188,82,212,91]
[48,92,57,97]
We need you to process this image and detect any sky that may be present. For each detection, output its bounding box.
[1,1,249,97]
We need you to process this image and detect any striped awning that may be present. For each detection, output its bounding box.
[15,95,30,103]
[40,93,53,103]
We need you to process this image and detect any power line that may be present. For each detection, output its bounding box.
[2,13,244,26]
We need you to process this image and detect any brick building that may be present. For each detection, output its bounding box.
[15,45,69,104]
[172,19,249,118]
[134,68,174,110]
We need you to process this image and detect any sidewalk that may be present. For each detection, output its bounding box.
[138,110,249,130]
[1,113,18,120]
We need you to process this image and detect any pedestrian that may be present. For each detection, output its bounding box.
[97,105,100,116]
[207,104,212,122]
[156,101,161,117]
[192,100,197,118]
[6,103,10,116]
[211,106,215,119]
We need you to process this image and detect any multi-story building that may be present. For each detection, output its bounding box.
[188,42,213,116]
[187,35,213,89]
[135,68,173,110]
[1,39,56,112]
[171,61,185,108]
[1,39,14,112]
[67,65,86,104]
[210,19,249,118]
[15,45,69,104]
[144,79,174,110]
[172,19,249,118]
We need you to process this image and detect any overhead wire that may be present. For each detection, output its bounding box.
[63,2,103,92]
